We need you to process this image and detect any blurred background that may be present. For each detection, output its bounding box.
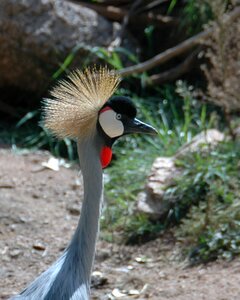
[0,0,240,299]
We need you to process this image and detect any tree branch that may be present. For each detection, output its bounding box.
[137,0,169,14]
[148,49,199,85]
[118,6,240,77]
[70,1,176,26]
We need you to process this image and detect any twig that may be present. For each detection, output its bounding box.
[118,30,211,76]
[0,184,15,189]
[118,6,240,77]
[70,1,176,26]
[148,49,199,85]
[137,0,169,13]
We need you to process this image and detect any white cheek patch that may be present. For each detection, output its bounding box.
[99,110,124,138]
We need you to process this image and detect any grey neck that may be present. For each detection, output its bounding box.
[72,133,104,282]
[14,133,104,300]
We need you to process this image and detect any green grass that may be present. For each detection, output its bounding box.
[167,0,213,35]
[172,140,240,263]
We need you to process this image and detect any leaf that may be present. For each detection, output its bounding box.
[112,288,127,298]
[41,157,60,171]
[167,0,178,14]
[16,110,39,128]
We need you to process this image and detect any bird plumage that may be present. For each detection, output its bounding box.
[43,66,120,139]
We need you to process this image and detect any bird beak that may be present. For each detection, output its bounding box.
[124,118,158,135]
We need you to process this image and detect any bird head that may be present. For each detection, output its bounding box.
[43,66,157,168]
[98,96,157,138]
[97,96,157,167]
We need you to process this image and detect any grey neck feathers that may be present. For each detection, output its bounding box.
[13,133,104,300]
[45,134,104,299]
[73,134,104,282]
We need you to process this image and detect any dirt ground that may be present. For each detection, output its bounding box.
[1,147,240,300]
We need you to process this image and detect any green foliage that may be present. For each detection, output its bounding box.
[168,0,213,35]
[144,25,155,57]
[167,0,178,14]
[10,109,77,160]
[173,140,240,263]
[191,222,240,263]
[181,0,213,34]
[52,43,139,81]
[83,45,139,70]
[94,46,139,69]
[124,214,164,244]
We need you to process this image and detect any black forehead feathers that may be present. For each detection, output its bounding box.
[104,96,137,118]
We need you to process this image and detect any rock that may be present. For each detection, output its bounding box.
[175,129,225,158]
[137,157,181,220]
[66,203,80,216]
[137,129,225,219]
[0,0,116,93]
[91,271,108,288]
[9,248,22,258]
[95,249,110,262]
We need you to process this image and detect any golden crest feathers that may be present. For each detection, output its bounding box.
[43,66,121,139]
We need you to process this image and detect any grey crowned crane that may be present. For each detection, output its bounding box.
[11,67,157,300]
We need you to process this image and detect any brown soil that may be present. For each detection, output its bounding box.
[1,148,240,300]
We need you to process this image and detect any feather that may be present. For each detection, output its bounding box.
[43,66,121,139]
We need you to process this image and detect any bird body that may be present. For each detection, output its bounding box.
[11,67,157,300]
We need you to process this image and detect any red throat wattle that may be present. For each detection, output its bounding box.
[100,146,112,169]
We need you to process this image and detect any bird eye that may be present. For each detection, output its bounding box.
[116,113,122,120]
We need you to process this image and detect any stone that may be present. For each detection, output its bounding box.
[137,157,180,220]
[91,271,108,288]
[137,129,225,219]
[9,248,22,258]
[66,203,80,216]
[175,129,225,158]
[0,0,116,93]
